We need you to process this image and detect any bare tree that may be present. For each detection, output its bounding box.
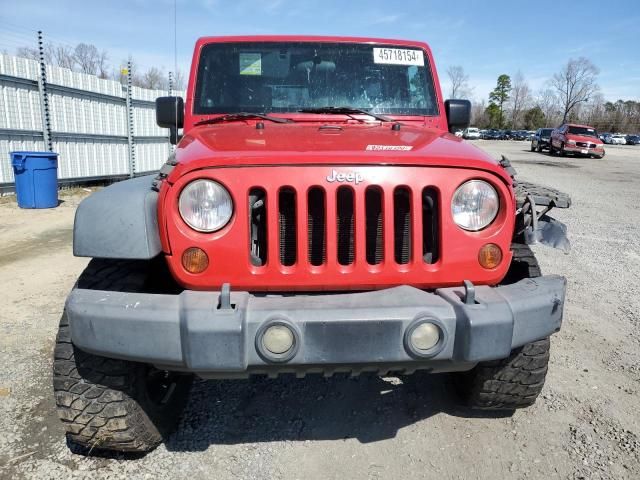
[96,50,109,79]
[73,43,100,75]
[508,71,531,129]
[49,44,75,70]
[536,88,560,127]
[15,46,41,61]
[446,65,472,99]
[471,99,489,127]
[140,67,165,90]
[171,70,186,91]
[551,57,599,123]
[580,93,605,128]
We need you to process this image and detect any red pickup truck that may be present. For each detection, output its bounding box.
[54,35,570,453]
[550,123,605,158]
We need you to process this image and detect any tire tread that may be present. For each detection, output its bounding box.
[54,259,191,453]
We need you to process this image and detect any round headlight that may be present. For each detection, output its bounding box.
[179,179,233,232]
[451,180,499,231]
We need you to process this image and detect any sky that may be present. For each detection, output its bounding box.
[1,0,639,101]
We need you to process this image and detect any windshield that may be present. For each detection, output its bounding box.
[541,129,553,136]
[194,42,438,116]
[567,126,598,137]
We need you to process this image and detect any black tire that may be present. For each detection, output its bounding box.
[530,143,535,152]
[501,243,542,284]
[548,142,555,155]
[76,258,182,294]
[454,244,550,410]
[559,142,566,157]
[537,145,543,153]
[54,259,192,453]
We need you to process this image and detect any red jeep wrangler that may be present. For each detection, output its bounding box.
[549,123,605,158]
[54,36,570,453]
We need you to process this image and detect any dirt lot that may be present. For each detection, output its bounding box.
[1,141,639,480]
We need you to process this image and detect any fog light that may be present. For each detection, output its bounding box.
[478,243,502,269]
[410,322,440,351]
[262,325,294,354]
[182,247,209,274]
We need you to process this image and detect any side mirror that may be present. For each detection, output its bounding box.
[444,99,471,133]
[156,96,184,145]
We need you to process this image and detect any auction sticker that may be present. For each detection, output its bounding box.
[373,48,424,66]
[239,53,262,75]
[366,145,413,151]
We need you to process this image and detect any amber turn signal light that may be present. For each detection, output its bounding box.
[478,243,502,269]
[182,247,209,274]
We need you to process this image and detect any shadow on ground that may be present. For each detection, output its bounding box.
[163,373,509,452]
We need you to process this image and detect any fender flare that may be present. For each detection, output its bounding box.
[73,175,162,259]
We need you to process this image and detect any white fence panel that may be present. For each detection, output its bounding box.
[48,92,127,136]
[0,53,175,186]
[54,139,129,179]
[0,81,42,131]
[0,55,39,80]
[0,134,46,183]
[136,141,172,173]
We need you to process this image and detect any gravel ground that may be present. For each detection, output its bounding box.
[1,141,639,479]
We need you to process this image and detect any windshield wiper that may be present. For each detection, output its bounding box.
[194,112,294,126]
[298,107,394,123]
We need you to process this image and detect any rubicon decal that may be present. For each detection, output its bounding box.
[326,169,364,184]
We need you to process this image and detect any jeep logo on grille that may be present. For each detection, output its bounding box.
[326,169,364,185]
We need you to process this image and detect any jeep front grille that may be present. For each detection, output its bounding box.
[248,184,439,269]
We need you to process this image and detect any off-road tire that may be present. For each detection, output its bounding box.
[501,243,542,284]
[53,259,192,453]
[455,244,550,410]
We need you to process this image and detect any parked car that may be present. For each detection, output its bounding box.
[599,132,611,142]
[531,128,553,152]
[454,129,463,137]
[53,34,570,453]
[481,129,500,140]
[549,123,605,158]
[625,135,640,145]
[511,130,529,141]
[463,127,481,139]
[606,134,627,145]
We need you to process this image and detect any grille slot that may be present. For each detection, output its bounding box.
[278,188,297,266]
[250,181,440,272]
[394,187,412,264]
[422,188,439,264]
[307,187,326,266]
[336,187,355,266]
[365,187,384,265]
[249,188,267,266]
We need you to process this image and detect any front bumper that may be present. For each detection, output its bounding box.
[563,144,604,156]
[66,276,566,378]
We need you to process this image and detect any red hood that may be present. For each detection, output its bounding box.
[170,122,511,184]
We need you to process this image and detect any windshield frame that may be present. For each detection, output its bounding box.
[191,40,440,119]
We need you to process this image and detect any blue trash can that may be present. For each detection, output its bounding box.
[11,151,59,209]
